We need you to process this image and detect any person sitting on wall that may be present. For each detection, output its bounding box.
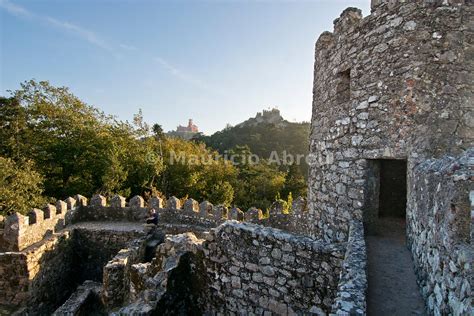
[146,208,159,225]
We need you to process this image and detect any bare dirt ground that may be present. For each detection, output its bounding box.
[366,218,426,316]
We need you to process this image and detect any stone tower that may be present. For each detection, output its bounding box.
[309,0,472,240]
[309,0,472,314]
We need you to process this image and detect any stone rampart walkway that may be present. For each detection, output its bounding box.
[366,218,426,315]
[68,221,144,232]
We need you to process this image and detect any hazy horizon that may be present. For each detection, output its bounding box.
[1,0,370,134]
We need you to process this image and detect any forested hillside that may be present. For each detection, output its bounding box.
[0,81,307,215]
[193,111,310,176]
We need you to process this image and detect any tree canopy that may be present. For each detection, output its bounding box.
[193,117,310,177]
[0,80,307,216]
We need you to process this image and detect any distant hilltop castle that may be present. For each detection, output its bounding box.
[237,107,287,128]
[168,119,199,140]
[177,119,199,133]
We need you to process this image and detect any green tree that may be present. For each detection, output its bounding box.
[0,97,29,161]
[228,146,286,210]
[159,137,237,205]
[282,163,307,198]
[0,157,46,215]
[2,80,165,198]
[152,123,165,140]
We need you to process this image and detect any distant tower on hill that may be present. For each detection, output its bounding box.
[176,119,199,133]
[168,119,199,140]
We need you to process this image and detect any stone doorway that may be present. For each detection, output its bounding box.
[379,160,407,219]
[363,159,407,234]
[364,159,426,315]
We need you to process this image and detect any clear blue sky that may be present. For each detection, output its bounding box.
[0,0,370,134]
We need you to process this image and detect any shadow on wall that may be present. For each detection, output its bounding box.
[153,251,210,315]
[0,227,144,315]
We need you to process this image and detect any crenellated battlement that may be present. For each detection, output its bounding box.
[333,7,363,34]
[0,199,74,252]
[0,194,309,252]
[318,0,471,49]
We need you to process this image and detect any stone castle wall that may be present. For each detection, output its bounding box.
[203,222,346,315]
[309,0,472,315]
[0,194,314,315]
[0,224,145,315]
[407,150,472,314]
[0,194,309,253]
[309,0,472,241]
[111,222,354,315]
[0,231,76,315]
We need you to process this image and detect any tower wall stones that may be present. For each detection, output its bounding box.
[310,0,472,314]
[309,0,472,242]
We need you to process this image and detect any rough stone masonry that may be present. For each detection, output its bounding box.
[0,0,472,315]
[308,0,472,314]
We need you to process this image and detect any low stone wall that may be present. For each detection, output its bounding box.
[407,150,472,315]
[71,225,145,282]
[116,232,209,314]
[204,221,346,314]
[108,222,346,315]
[53,281,104,316]
[332,220,367,315]
[102,236,147,309]
[0,231,76,315]
[0,252,29,311]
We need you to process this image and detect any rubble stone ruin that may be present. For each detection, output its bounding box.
[0,0,472,315]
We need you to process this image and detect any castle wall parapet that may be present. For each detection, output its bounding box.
[113,222,347,314]
[203,222,346,314]
[1,194,310,252]
[332,220,367,315]
[0,199,71,252]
